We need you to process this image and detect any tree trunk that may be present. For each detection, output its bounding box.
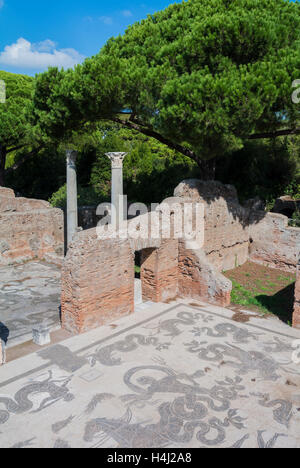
[0,145,7,187]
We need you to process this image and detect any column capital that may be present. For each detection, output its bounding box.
[105,152,128,169]
[66,150,78,166]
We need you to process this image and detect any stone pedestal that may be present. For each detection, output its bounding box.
[105,152,128,230]
[66,150,78,246]
[32,326,51,346]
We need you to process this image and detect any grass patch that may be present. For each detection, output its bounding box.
[226,262,296,325]
[230,280,269,313]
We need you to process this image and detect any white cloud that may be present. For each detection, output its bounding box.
[0,38,85,70]
[122,10,133,17]
[99,16,113,25]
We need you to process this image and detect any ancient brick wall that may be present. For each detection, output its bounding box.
[178,240,232,307]
[61,204,233,334]
[249,212,300,273]
[62,229,135,334]
[0,187,64,265]
[293,264,300,329]
[141,239,179,302]
[174,180,250,272]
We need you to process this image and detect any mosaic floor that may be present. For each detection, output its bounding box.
[0,302,300,448]
[0,262,61,348]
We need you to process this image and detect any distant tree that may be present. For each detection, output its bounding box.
[32,0,300,178]
[0,71,37,186]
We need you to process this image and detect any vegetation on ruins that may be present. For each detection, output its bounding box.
[225,262,296,324]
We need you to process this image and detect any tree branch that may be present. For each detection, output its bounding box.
[111,117,202,165]
[247,127,300,140]
[7,144,26,154]
[6,145,44,174]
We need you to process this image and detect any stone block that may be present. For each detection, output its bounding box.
[0,187,64,266]
[32,326,51,346]
[249,212,300,273]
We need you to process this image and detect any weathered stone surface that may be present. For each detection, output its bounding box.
[61,229,135,334]
[61,201,232,334]
[0,261,61,348]
[0,187,15,199]
[32,326,51,346]
[249,212,300,273]
[1,301,300,448]
[293,264,300,329]
[141,239,179,303]
[0,196,51,212]
[178,240,232,307]
[0,188,64,266]
[174,179,250,271]
[61,179,299,335]
[175,180,300,274]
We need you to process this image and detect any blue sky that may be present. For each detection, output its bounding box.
[0,0,180,75]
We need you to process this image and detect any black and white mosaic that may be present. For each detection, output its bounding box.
[0,304,299,448]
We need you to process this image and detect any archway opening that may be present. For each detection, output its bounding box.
[134,247,158,308]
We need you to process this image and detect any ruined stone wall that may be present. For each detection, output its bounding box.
[0,187,64,265]
[174,180,250,271]
[178,240,232,307]
[293,264,300,329]
[174,180,300,275]
[61,229,135,334]
[249,212,300,273]
[61,203,233,334]
[141,239,179,303]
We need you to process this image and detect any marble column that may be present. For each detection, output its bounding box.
[66,150,78,246]
[105,152,128,230]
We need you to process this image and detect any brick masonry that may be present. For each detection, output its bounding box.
[0,187,64,266]
[61,202,232,334]
[174,180,251,271]
[141,239,179,303]
[61,180,300,334]
[178,240,232,307]
[175,180,300,275]
[61,229,135,334]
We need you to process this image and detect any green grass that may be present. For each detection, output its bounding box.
[230,280,269,313]
[230,279,295,324]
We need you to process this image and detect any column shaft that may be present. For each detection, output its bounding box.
[66,150,78,246]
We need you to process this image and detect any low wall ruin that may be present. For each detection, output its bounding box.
[0,187,64,266]
[174,180,250,271]
[62,230,135,333]
[249,212,299,273]
[61,198,233,334]
[61,179,300,334]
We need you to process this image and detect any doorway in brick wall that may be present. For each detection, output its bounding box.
[134,248,158,308]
